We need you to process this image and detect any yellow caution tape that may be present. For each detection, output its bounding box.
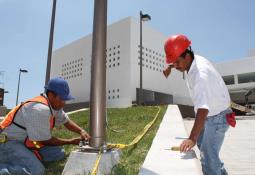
[91,148,103,175]
[91,106,162,175]
[108,106,161,149]
[107,143,126,149]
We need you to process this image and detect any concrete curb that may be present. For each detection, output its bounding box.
[139,105,202,175]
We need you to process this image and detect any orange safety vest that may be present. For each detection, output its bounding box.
[0,95,55,160]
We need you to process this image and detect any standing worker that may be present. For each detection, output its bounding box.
[164,34,234,175]
[0,77,90,175]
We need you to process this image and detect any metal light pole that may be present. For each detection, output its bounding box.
[89,0,107,148]
[0,90,8,106]
[45,0,57,86]
[139,11,151,105]
[16,69,28,106]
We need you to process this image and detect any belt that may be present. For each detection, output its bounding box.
[0,133,8,143]
[207,108,232,118]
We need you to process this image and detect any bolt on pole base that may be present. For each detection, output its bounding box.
[78,145,100,153]
[77,142,107,153]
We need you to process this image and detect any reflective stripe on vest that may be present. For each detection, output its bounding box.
[0,95,55,160]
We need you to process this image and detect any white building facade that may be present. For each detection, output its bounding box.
[215,56,255,104]
[50,17,255,110]
[51,17,191,109]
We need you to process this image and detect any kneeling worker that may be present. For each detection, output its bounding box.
[0,77,90,175]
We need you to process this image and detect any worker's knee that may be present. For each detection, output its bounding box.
[40,146,65,162]
[27,163,45,175]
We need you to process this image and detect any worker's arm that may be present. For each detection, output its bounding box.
[64,119,91,140]
[180,108,208,152]
[39,119,90,146]
[40,136,81,146]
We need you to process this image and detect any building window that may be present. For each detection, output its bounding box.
[222,75,235,85]
[238,72,255,84]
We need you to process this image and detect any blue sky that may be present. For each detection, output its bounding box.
[1,0,255,109]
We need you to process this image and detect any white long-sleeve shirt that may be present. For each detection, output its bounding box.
[186,55,230,116]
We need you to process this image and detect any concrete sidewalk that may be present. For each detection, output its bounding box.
[184,116,255,175]
[139,105,202,175]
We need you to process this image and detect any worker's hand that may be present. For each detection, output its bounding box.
[80,130,91,141]
[70,137,82,145]
[180,139,195,153]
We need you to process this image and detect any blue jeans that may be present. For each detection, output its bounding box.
[197,108,231,175]
[0,140,65,175]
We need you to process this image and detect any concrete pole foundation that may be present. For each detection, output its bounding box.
[62,149,121,175]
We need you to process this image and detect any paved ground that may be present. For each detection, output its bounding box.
[184,116,255,175]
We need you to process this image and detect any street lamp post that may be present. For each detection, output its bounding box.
[139,11,151,105]
[16,69,28,106]
[89,0,107,148]
[0,90,8,106]
[45,0,57,86]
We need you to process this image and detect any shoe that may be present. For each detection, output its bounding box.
[22,168,31,175]
[0,168,11,175]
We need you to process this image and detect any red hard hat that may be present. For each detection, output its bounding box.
[164,34,191,64]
